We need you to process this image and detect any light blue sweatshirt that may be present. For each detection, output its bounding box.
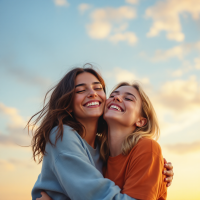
[32,125,136,200]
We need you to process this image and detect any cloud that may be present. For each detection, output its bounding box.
[112,67,150,85]
[0,103,31,146]
[1,57,51,88]
[145,0,200,41]
[156,76,200,112]
[150,76,200,136]
[171,60,192,77]
[194,58,200,69]
[125,0,138,4]
[87,21,112,39]
[87,6,138,45]
[0,158,35,171]
[53,0,69,7]
[78,3,92,14]
[109,32,138,45]
[0,103,26,127]
[0,159,15,171]
[164,140,200,154]
[152,41,200,61]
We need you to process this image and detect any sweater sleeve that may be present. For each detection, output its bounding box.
[121,140,167,200]
[47,126,137,200]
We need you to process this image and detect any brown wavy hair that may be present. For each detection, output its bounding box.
[27,64,106,163]
[100,82,160,162]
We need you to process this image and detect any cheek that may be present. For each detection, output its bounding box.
[100,91,106,103]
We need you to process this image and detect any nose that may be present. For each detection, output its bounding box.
[113,95,122,102]
[87,88,97,98]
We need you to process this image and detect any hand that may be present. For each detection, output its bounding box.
[163,158,174,187]
[36,192,53,200]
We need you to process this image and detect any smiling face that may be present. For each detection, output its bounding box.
[73,72,106,122]
[104,85,145,128]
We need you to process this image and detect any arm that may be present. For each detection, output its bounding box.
[43,126,137,200]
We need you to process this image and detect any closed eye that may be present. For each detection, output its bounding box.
[94,88,103,90]
[125,97,133,101]
[76,90,85,93]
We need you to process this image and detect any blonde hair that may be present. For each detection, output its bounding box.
[100,82,160,162]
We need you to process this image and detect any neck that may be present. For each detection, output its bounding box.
[78,118,99,148]
[108,121,135,157]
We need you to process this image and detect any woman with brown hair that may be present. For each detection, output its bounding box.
[29,64,173,200]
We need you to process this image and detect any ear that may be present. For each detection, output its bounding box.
[136,117,147,127]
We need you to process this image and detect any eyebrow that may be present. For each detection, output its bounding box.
[75,82,101,88]
[111,91,137,100]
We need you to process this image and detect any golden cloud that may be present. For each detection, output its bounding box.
[0,103,32,146]
[145,0,200,41]
[164,140,200,154]
[125,0,138,4]
[195,58,200,69]
[152,41,200,61]
[0,159,15,171]
[0,103,26,127]
[53,0,69,7]
[87,6,137,45]
[109,32,138,45]
[78,3,92,14]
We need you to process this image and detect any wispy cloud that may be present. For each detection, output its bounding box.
[111,67,150,86]
[164,141,200,154]
[145,0,200,41]
[195,58,200,69]
[53,0,69,7]
[151,41,200,62]
[125,0,138,5]
[1,57,51,88]
[78,3,92,14]
[87,6,138,45]
[156,76,200,112]
[0,103,31,146]
[0,159,15,171]
[0,158,35,171]
[0,103,26,127]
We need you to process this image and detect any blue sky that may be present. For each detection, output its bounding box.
[0,0,200,199]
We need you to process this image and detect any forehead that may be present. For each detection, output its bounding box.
[114,86,140,97]
[75,72,100,85]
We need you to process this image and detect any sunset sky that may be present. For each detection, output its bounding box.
[0,0,200,199]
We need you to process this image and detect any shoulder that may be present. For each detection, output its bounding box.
[49,125,82,144]
[132,137,162,156]
[48,125,86,154]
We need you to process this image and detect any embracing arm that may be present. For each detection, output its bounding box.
[36,126,137,200]
[163,158,174,187]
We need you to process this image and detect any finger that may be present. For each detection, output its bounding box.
[164,162,173,170]
[163,158,167,164]
[163,169,174,177]
[166,182,171,187]
[165,176,173,183]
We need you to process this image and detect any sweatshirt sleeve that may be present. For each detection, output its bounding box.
[48,126,137,200]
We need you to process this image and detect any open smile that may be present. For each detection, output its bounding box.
[108,103,124,112]
[83,100,101,108]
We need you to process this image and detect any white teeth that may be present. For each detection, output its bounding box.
[86,102,99,107]
[110,105,121,111]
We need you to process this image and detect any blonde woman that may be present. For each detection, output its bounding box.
[102,82,167,199]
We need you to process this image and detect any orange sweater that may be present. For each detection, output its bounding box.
[104,138,167,200]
